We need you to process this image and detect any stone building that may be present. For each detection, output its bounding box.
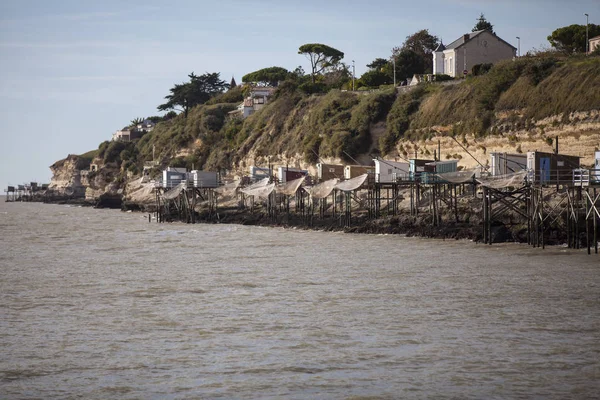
[433,30,516,77]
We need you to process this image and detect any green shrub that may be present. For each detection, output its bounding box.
[434,74,454,81]
[524,58,559,85]
[472,63,493,76]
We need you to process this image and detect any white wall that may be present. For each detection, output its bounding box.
[433,51,444,75]
[461,31,516,76]
[438,31,516,78]
[374,160,409,183]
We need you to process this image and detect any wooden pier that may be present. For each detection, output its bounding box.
[4,183,50,202]
[151,168,600,256]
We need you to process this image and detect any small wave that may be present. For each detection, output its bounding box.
[234,282,261,288]
[282,366,324,374]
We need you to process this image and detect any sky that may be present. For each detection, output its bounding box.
[1,0,598,190]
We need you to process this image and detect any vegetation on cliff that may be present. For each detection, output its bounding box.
[73,54,600,187]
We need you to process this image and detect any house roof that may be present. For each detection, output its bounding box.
[445,30,485,50]
[434,42,446,52]
[590,35,600,41]
[251,87,276,95]
[445,29,517,51]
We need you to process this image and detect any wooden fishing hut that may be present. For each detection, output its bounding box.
[420,160,458,183]
[373,159,409,183]
[368,159,409,219]
[344,165,374,180]
[249,166,271,181]
[189,170,218,188]
[593,151,600,184]
[188,170,219,222]
[277,167,309,183]
[409,159,434,180]
[162,167,187,188]
[4,186,16,201]
[526,151,580,185]
[317,163,344,181]
[490,152,527,176]
[155,168,222,223]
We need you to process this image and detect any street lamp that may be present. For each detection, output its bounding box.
[516,36,520,57]
[585,13,589,54]
[352,60,355,91]
[393,56,396,87]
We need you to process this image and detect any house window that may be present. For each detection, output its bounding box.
[449,57,453,74]
[388,168,392,174]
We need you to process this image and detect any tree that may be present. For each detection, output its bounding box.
[298,43,344,83]
[393,49,425,82]
[361,58,393,87]
[392,29,439,75]
[548,24,600,54]
[130,117,144,126]
[321,63,351,88]
[397,29,440,55]
[360,69,391,87]
[473,13,494,34]
[158,72,229,118]
[367,58,390,71]
[230,76,237,88]
[292,65,305,78]
[242,66,291,86]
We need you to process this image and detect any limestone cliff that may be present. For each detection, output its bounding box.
[49,155,87,197]
[50,56,600,199]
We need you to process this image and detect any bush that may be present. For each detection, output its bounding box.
[472,63,493,76]
[434,74,454,82]
[299,81,327,94]
[524,58,558,85]
[205,85,244,105]
[381,87,426,154]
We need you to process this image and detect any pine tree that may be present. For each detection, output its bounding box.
[473,13,494,34]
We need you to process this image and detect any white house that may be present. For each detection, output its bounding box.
[112,129,132,142]
[230,86,277,119]
[136,119,156,132]
[373,159,409,183]
[433,30,516,77]
[589,35,600,54]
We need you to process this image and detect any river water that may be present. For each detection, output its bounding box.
[1,199,599,399]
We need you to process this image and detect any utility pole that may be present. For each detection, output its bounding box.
[393,56,396,87]
[352,60,355,91]
[516,36,520,57]
[585,13,589,54]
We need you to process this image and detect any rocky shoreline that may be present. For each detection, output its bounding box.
[181,206,571,247]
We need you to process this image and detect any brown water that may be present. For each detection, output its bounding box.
[1,200,599,399]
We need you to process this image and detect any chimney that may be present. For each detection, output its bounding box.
[463,34,470,43]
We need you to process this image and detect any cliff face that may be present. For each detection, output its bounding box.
[50,56,600,196]
[49,153,123,201]
[49,155,87,196]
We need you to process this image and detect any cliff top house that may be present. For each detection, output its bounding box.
[136,119,156,132]
[229,86,277,119]
[589,35,600,54]
[433,30,516,77]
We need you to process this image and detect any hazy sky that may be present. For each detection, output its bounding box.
[1,0,597,190]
